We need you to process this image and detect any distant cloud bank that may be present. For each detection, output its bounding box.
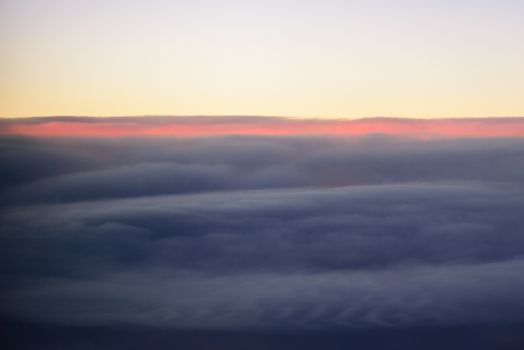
[2,116,524,137]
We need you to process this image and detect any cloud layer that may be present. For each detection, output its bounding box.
[1,118,524,348]
[2,116,524,137]
[3,184,524,330]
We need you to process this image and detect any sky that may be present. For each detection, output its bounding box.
[1,0,524,118]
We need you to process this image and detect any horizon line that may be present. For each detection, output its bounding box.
[2,115,524,121]
[2,115,524,138]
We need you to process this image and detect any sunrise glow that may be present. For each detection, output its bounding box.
[1,0,523,119]
[2,117,524,138]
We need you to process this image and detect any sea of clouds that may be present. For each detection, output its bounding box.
[1,117,524,349]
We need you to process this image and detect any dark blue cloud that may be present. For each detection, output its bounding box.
[2,136,524,204]
[1,134,524,349]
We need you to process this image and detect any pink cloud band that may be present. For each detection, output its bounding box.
[1,117,524,138]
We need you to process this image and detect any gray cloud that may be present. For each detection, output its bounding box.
[1,132,524,349]
[2,182,524,330]
[2,136,524,205]
[6,259,524,329]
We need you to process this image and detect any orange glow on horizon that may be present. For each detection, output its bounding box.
[2,118,524,138]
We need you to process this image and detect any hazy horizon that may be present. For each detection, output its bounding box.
[2,114,524,119]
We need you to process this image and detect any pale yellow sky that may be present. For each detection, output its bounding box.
[1,0,523,118]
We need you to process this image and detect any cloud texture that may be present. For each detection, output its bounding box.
[1,117,524,348]
[2,116,524,137]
